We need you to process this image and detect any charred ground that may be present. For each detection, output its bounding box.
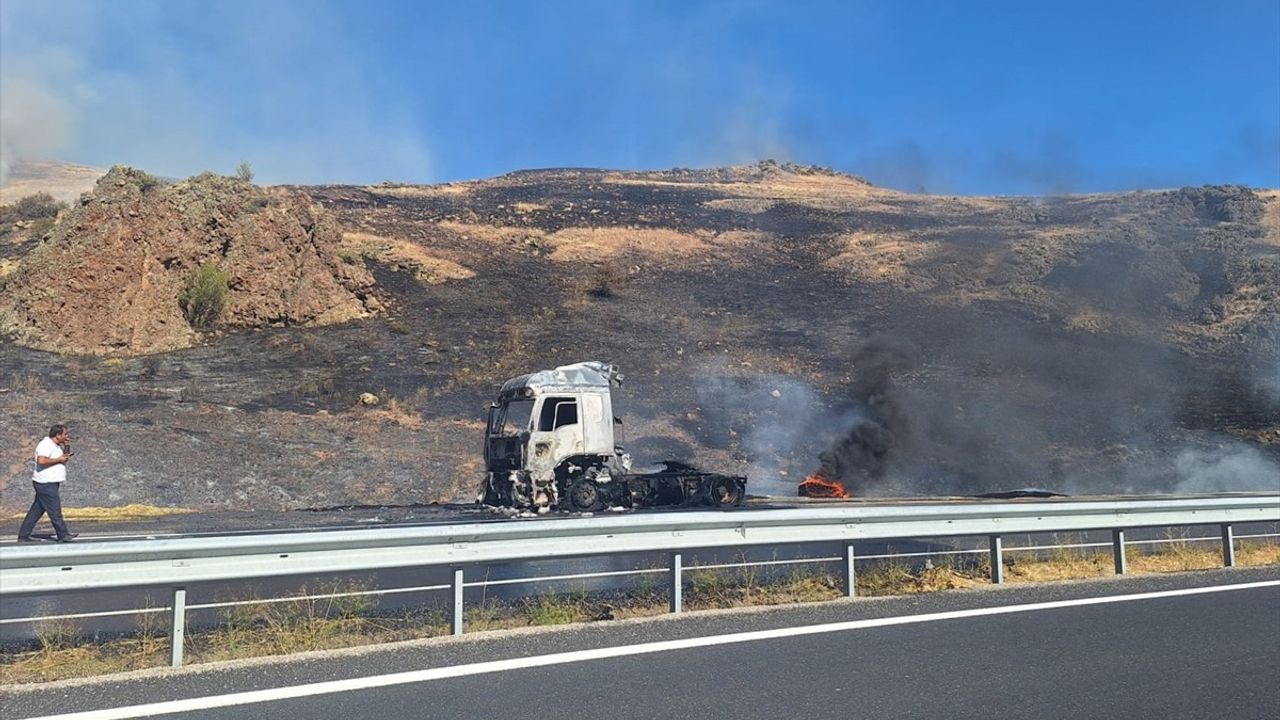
[1,161,1277,510]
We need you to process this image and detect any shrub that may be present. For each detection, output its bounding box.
[28,216,57,241]
[1,192,65,221]
[235,161,254,183]
[522,592,588,626]
[178,262,230,329]
[0,258,18,287]
[34,618,79,652]
[136,171,162,192]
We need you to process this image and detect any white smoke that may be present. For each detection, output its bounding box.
[1173,443,1280,493]
[1,135,11,187]
[0,1,433,185]
[0,3,80,186]
[0,80,76,184]
[740,377,818,493]
[714,75,796,166]
[1261,337,1280,403]
[1263,362,1280,404]
[693,363,825,496]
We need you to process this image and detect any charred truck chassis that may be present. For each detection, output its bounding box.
[480,362,746,512]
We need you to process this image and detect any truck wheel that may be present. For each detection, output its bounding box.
[701,477,743,507]
[568,479,601,512]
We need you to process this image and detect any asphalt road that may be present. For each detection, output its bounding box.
[4,567,1277,720]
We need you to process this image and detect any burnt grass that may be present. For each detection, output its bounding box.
[1,167,1277,518]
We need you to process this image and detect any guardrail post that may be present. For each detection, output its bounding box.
[989,535,1004,584]
[451,567,465,635]
[1112,529,1127,575]
[1221,524,1236,567]
[669,552,683,613]
[843,543,857,597]
[169,587,186,667]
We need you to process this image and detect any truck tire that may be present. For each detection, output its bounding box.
[567,478,602,512]
[700,476,744,507]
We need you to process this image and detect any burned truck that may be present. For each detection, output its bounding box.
[479,361,745,512]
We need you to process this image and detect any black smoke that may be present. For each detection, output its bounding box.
[817,338,917,494]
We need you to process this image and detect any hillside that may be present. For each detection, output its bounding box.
[0,159,104,205]
[0,161,1277,510]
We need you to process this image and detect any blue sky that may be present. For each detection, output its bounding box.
[1,0,1277,193]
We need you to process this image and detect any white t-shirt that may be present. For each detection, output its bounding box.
[33,437,66,484]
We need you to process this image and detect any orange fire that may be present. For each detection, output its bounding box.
[798,472,850,499]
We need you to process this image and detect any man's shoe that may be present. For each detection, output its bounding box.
[16,536,36,543]
[57,533,79,542]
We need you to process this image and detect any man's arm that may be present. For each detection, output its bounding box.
[36,454,69,466]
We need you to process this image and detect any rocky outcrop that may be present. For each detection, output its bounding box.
[0,167,381,355]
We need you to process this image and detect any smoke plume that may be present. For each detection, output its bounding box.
[811,304,1277,497]
[0,70,75,186]
[816,338,917,494]
[0,1,433,185]
[693,363,822,496]
[1172,444,1280,493]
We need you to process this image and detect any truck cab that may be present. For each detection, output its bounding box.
[482,361,631,510]
[480,361,745,513]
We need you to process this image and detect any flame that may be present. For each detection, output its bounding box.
[798,471,849,499]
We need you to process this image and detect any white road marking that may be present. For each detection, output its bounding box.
[15,579,1280,720]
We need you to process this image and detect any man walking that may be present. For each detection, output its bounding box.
[17,424,78,543]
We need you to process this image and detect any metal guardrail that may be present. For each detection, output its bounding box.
[2,494,1278,666]
[7,531,1280,627]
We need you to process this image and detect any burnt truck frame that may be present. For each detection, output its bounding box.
[480,361,745,512]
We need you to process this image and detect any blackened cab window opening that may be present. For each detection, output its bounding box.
[538,397,579,431]
[500,399,534,434]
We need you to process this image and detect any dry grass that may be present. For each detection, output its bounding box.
[1,605,168,684]
[823,226,1051,297]
[1258,190,1280,246]
[1017,227,1091,262]
[709,230,771,249]
[545,226,711,262]
[858,560,986,596]
[0,258,18,282]
[644,169,1025,215]
[0,160,104,205]
[1006,552,1112,582]
[340,231,474,284]
[356,397,425,429]
[723,174,899,212]
[701,198,777,214]
[685,563,840,609]
[1060,305,1146,336]
[365,183,473,199]
[1,645,154,685]
[3,540,1275,684]
[4,504,194,522]
[434,221,767,264]
[193,583,390,662]
[602,171,903,214]
[1006,538,1280,583]
[435,220,540,246]
[824,231,939,287]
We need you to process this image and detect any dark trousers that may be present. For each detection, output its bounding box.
[18,482,71,539]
